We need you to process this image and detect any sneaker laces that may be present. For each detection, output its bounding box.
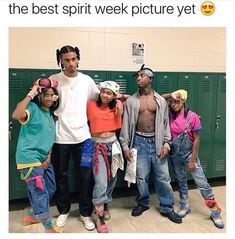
[211,210,221,219]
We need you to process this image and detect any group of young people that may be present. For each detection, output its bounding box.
[12,45,224,233]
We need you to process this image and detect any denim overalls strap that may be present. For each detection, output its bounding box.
[171,113,192,158]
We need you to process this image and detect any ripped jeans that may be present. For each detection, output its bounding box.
[133,134,174,213]
[20,164,56,220]
[92,136,117,205]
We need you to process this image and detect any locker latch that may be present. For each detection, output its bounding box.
[215,115,220,130]
[9,122,13,141]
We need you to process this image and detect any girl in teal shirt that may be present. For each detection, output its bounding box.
[12,78,60,233]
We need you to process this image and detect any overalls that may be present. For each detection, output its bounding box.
[20,164,56,220]
[169,114,214,201]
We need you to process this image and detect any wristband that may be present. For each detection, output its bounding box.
[163,143,171,151]
[27,88,38,100]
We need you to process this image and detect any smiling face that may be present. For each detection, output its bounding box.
[201,1,215,16]
[39,88,58,109]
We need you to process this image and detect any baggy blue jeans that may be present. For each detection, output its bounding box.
[92,139,117,205]
[20,164,56,220]
[133,134,174,213]
[170,131,214,201]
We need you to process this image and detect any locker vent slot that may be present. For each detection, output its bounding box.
[220,80,226,93]
[200,161,207,173]
[180,79,192,92]
[9,79,23,93]
[15,179,26,191]
[92,74,103,84]
[159,79,171,92]
[216,160,225,172]
[201,79,211,93]
[115,79,127,93]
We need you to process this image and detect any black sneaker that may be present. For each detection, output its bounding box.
[160,210,182,223]
[131,204,149,217]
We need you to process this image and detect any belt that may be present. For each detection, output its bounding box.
[136,131,155,137]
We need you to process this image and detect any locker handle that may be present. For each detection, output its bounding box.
[215,115,220,130]
[9,121,13,141]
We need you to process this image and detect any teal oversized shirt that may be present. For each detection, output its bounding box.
[16,102,55,169]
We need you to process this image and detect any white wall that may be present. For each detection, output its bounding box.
[9,27,225,72]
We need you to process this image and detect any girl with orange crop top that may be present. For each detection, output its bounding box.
[87,81,124,233]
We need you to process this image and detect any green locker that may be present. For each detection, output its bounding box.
[195,73,217,177]
[9,69,31,199]
[108,71,136,188]
[177,73,198,111]
[154,72,178,95]
[211,74,226,177]
[109,71,136,95]
[83,70,107,84]
[31,69,60,81]
[153,72,178,182]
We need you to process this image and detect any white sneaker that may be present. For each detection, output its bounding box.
[80,216,95,231]
[56,213,69,227]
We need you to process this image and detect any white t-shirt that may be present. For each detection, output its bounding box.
[50,71,100,144]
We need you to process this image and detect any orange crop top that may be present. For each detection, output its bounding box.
[87,100,122,134]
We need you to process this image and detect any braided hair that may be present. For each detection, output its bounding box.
[56,45,80,69]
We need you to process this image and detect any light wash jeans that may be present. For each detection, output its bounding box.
[133,134,174,213]
[92,137,118,205]
[170,131,214,201]
[20,164,56,220]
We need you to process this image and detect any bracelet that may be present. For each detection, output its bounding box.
[27,94,33,100]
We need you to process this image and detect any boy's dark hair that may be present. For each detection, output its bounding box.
[170,103,190,119]
[32,87,59,113]
[96,95,117,109]
[56,45,80,69]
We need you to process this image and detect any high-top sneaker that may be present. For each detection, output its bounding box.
[96,215,108,233]
[205,199,224,229]
[177,200,191,218]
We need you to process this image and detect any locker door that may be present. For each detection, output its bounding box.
[110,71,136,95]
[9,69,31,199]
[83,71,107,84]
[212,74,226,177]
[196,73,217,177]
[31,69,60,81]
[177,73,198,111]
[154,72,178,95]
[108,72,135,188]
